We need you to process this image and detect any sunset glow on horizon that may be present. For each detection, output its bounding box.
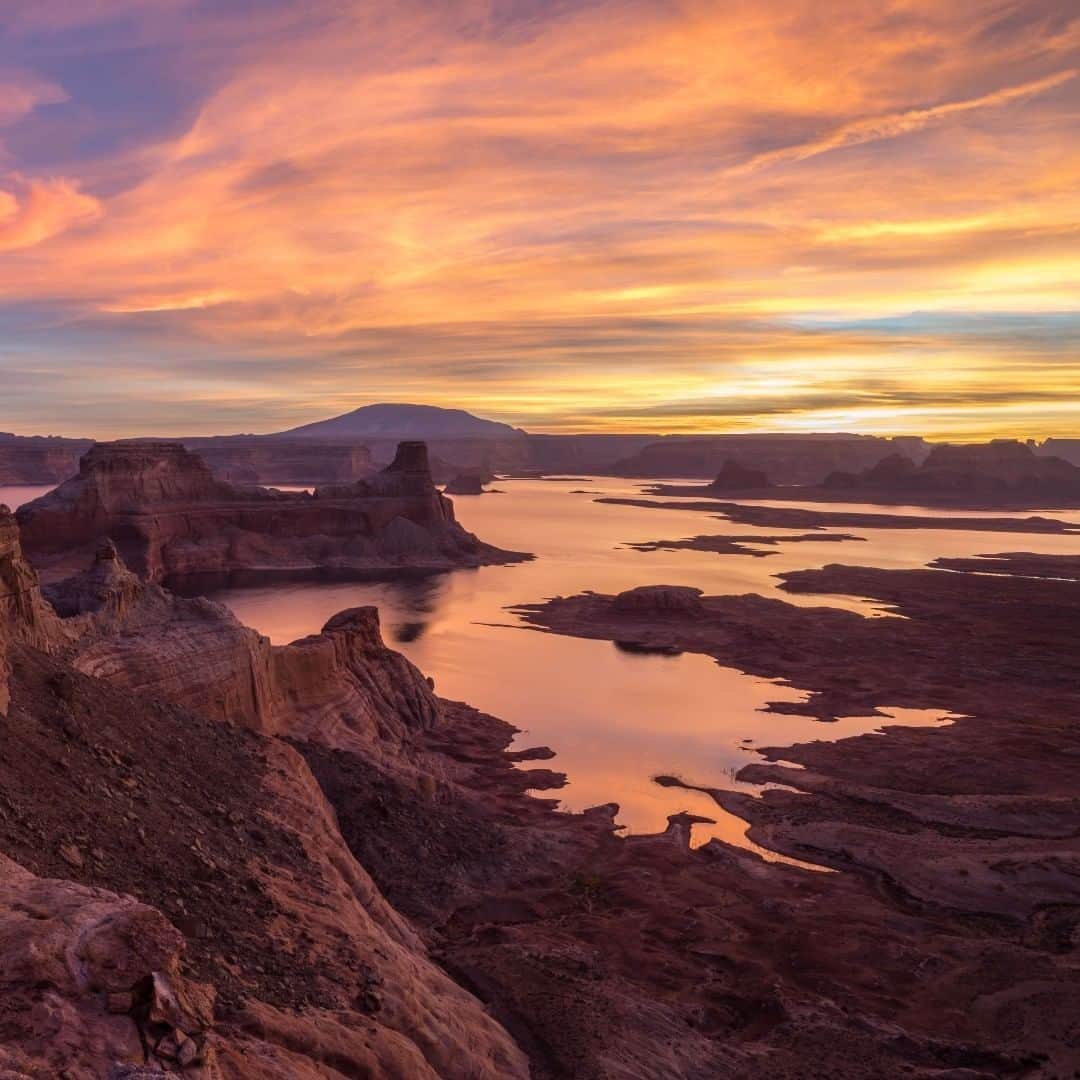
[1,1,1078,439]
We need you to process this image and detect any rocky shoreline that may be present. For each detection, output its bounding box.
[512,572,1080,1073]
[599,495,1080,533]
[2,461,1080,1075]
[627,531,866,558]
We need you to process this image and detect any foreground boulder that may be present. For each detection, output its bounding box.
[0,854,217,1078]
[17,440,527,584]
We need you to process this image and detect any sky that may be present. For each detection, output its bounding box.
[0,0,1078,439]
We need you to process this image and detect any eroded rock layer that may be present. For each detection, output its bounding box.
[4,470,1080,1076]
[17,439,527,584]
[513,569,1080,1073]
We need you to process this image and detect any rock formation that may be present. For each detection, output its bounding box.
[824,439,1080,500]
[705,459,772,491]
[513,569,1080,1072]
[0,505,59,713]
[35,538,438,757]
[6,426,1080,1076]
[1039,437,1080,467]
[611,584,705,616]
[0,432,92,483]
[17,440,527,585]
[443,473,487,495]
[1,510,529,1078]
[610,433,929,482]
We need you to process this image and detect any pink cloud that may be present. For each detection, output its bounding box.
[0,176,102,252]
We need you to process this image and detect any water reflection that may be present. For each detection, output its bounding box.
[215,477,1069,851]
[0,485,54,511]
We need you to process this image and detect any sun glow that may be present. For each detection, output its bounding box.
[0,0,1077,436]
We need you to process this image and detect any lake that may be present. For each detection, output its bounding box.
[8,476,1077,850]
[217,478,1080,849]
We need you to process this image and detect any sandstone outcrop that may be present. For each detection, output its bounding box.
[8,428,1080,1075]
[611,584,704,615]
[0,433,92,484]
[38,539,440,758]
[823,439,1080,501]
[0,505,60,713]
[705,459,772,491]
[1,615,528,1078]
[17,440,527,585]
[610,433,929,482]
[443,473,487,495]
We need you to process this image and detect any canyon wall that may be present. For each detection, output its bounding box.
[0,433,92,484]
[609,433,931,481]
[0,506,60,713]
[48,539,441,759]
[824,439,1080,499]
[1,499,529,1078]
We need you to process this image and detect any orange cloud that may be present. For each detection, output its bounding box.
[0,0,1078,437]
[730,69,1078,174]
[0,177,102,252]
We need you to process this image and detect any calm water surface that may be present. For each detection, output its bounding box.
[10,477,1077,849]
[0,485,54,510]
[217,478,1080,849]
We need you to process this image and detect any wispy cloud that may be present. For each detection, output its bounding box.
[729,69,1077,175]
[0,175,102,251]
[0,0,1077,437]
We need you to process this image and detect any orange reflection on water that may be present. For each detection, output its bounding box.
[219,479,1043,850]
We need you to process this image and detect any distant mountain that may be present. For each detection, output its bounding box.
[275,403,524,441]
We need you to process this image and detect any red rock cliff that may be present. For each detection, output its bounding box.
[17,440,526,583]
[0,506,59,713]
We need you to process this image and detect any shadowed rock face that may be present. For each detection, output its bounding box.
[41,539,440,751]
[825,439,1080,498]
[7,476,1080,1075]
[706,459,772,491]
[0,506,60,713]
[0,654,530,1080]
[0,433,92,483]
[0,524,529,1079]
[444,473,487,495]
[610,434,929,482]
[16,440,527,584]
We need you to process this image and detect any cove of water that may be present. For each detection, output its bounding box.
[216,478,1080,849]
[9,476,1077,850]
